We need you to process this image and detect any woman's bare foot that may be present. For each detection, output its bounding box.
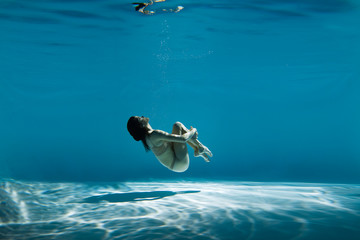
[189,126,212,161]
[194,147,211,162]
[198,144,213,157]
[199,152,210,162]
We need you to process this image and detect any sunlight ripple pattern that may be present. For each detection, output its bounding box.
[0,180,359,240]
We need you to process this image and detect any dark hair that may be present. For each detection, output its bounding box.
[127,116,150,152]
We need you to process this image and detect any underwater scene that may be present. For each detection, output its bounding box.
[1,0,359,239]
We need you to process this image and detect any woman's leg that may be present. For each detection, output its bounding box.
[170,122,190,172]
[173,122,212,162]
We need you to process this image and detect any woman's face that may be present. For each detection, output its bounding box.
[137,116,149,127]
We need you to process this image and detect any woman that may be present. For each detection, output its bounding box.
[132,0,184,15]
[127,116,212,172]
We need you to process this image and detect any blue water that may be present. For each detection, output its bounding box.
[0,0,359,239]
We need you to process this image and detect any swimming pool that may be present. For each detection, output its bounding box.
[0,0,359,239]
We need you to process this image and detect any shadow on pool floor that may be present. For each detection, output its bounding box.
[81,190,201,203]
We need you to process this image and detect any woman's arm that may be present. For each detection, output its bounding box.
[150,128,197,144]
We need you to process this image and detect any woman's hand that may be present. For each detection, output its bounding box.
[190,126,198,140]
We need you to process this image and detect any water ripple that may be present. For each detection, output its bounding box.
[0,180,359,239]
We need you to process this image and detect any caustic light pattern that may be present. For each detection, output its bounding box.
[1,180,359,240]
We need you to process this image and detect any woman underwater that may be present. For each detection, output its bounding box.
[127,116,212,172]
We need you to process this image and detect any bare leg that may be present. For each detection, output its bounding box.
[173,122,212,162]
[171,123,190,172]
